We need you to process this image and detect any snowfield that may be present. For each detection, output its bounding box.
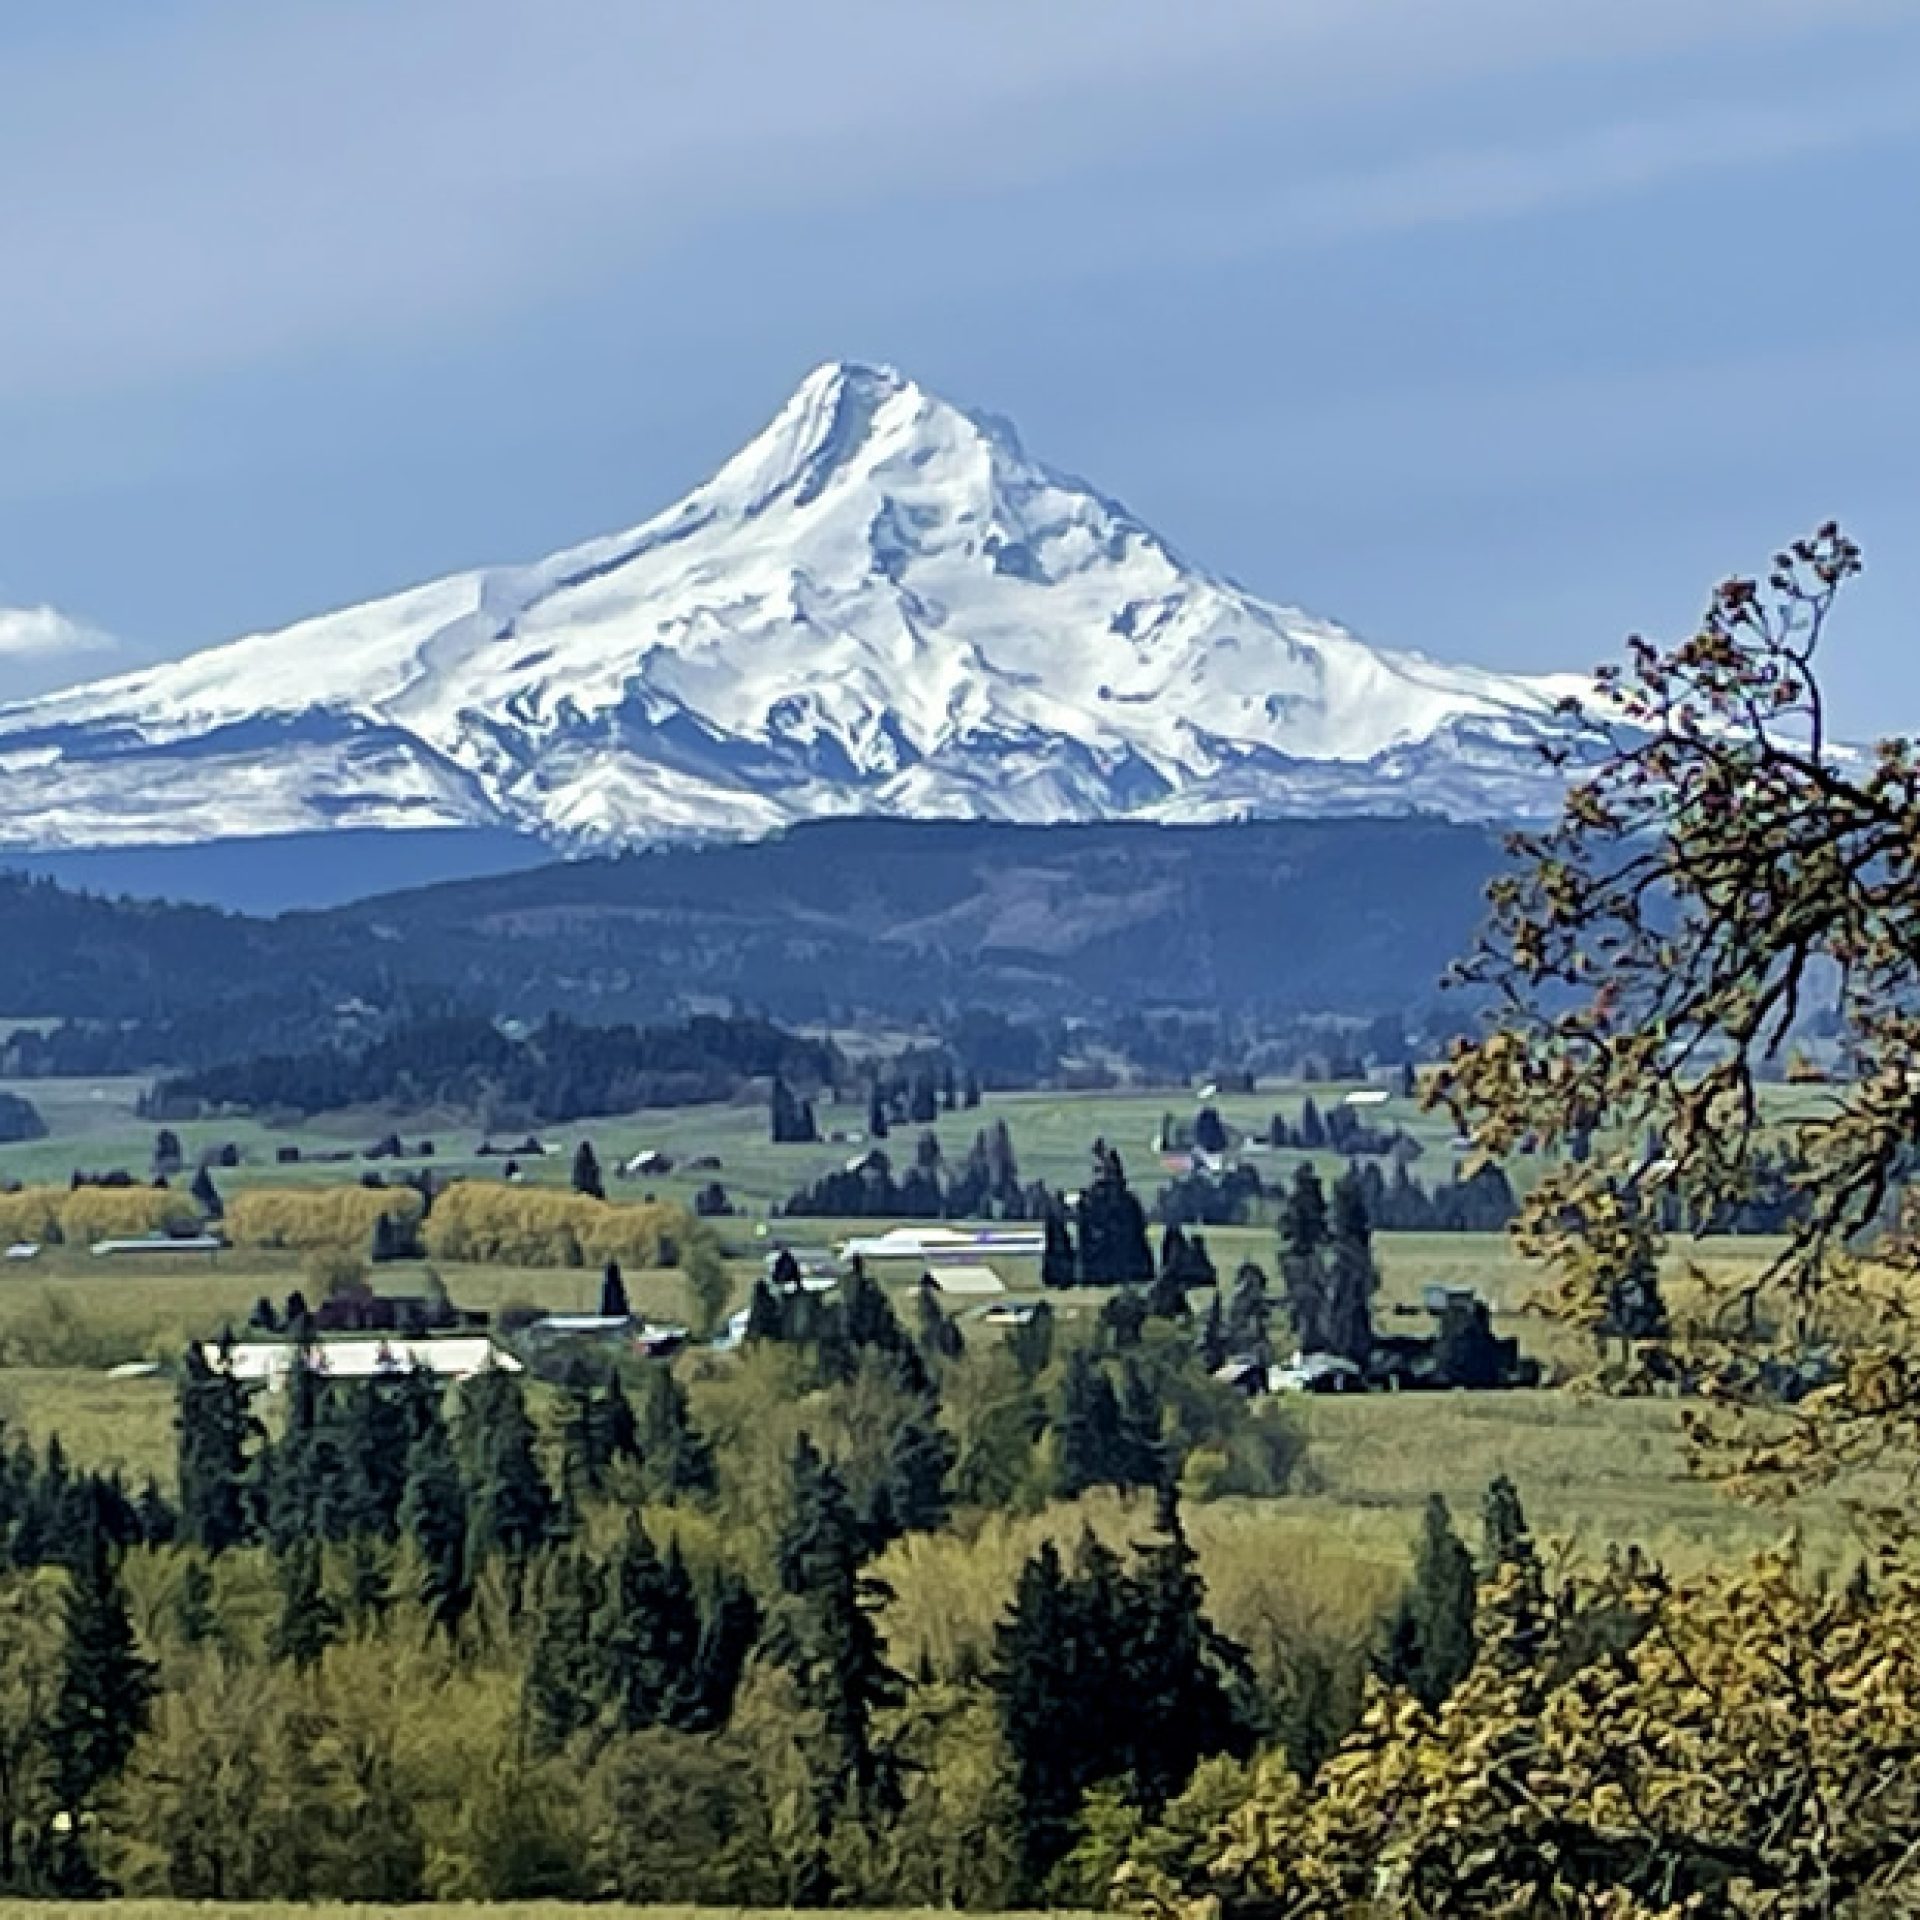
[0,362,1592,851]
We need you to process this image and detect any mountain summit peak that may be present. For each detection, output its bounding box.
[705,358,1008,516]
[0,366,1590,853]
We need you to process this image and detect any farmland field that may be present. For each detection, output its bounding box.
[0,1069,1827,1570]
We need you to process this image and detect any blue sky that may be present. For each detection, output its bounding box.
[0,0,1915,730]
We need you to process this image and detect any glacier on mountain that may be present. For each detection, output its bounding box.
[0,362,1591,852]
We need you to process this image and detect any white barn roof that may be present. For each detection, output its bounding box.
[924,1264,1006,1296]
[200,1336,520,1391]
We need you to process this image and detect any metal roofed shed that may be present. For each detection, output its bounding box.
[922,1263,1006,1296]
[91,1235,224,1257]
[196,1335,521,1392]
[842,1225,1043,1262]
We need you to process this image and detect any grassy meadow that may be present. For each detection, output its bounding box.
[0,1066,1833,1582]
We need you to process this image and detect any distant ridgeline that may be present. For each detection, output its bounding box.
[146,1014,840,1125]
[0,816,1506,1070]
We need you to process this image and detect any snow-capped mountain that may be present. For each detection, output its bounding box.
[0,362,1590,853]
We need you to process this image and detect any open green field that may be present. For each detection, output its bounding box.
[0,1073,1469,1214]
[0,1071,1832,1580]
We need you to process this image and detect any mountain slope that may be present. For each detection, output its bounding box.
[0,362,1588,851]
[0,818,1507,1041]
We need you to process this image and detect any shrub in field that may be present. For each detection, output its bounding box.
[226,1185,425,1252]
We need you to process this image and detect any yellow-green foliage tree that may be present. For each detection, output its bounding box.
[57,1186,200,1246]
[1432,524,1920,1495]
[0,1188,64,1246]
[1124,1549,1920,1918]
[423,1183,691,1270]
[226,1186,424,1253]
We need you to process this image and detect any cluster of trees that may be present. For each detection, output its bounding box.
[857,1060,985,1139]
[1033,1148,1221,1307]
[1155,1157,1518,1233]
[0,1238,1333,1903]
[1268,1164,1376,1366]
[769,1077,821,1144]
[1264,1093,1419,1157]
[0,1185,200,1247]
[1122,1494,1920,1916]
[0,1093,46,1145]
[422,1185,696,1272]
[225,1186,426,1255]
[147,1013,842,1125]
[781,1122,1030,1221]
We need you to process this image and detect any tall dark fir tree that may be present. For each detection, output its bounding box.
[572,1139,606,1201]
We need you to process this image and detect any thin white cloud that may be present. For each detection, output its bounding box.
[0,607,121,702]
[0,605,113,661]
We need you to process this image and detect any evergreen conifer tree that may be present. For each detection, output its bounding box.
[1482,1473,1536,1573]
[1382,1494,1478,1709]
[768,1434,901,1812]
[525,1544,606,1750]
[687,1569,760,1731]
[399,1410,470,1634]
[599,1370,641,1468]
[347,1533,393,1630]
[571,1140,606,1201]
[459,1367,553,1565]
[1116,1361,1169,1491]
[1123,1496,1256,1803]
[271,1537,340,1669]
[597,1518,703,1734]
[599,1259,631,1319]
[1325,1167,1380,1366]
[1054,1351,1125,1497]
[174,1344,256,1555]
[1226,1260,1273,1362]
[1041,1206,1078,1289]
[1279,1163,1332,1354]
[1199,1293,1230,1372]
[743,1276,785,1343]
[635,1368,716,1501]
[992,1541,1079,1890]
[1097,1286,1149,1350]
[1006,1300,1055,1381]
[913,1277,964,1365]
[1149,1226,1194,1320]
[875,1401,956,1540]
[189,1163,223,1220]
[1076,1144,1153,1285]
[49,1525,155,1824]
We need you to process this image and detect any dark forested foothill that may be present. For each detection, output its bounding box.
[147,1012,841,1124]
